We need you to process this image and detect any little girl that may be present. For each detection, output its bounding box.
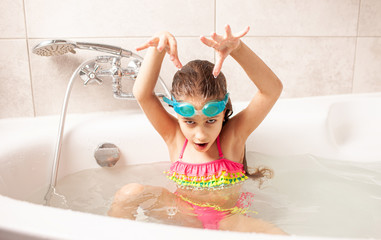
[109,25,285,234]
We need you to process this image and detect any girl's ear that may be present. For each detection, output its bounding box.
[223,109,227,122]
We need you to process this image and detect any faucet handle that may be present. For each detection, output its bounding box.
[79,62,103,85]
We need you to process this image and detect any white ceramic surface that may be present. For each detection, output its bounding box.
[1,93,380,240]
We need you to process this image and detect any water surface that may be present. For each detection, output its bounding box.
[32,152,381,238]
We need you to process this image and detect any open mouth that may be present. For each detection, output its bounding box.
[194,142,208,150]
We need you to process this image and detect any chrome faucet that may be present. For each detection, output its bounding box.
[32,40,170,205]
[79,55,137,99]
[33,40,170,99]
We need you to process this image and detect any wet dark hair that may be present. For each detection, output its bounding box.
[171,60,272,184]
[172,60,233,124]
[242,147,273,187]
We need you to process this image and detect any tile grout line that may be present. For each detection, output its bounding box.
[352,0,362,94]
[1,36,380,40]
[214,0,216,64]
[22,0,36,117]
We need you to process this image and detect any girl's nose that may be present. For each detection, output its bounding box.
[194,128,208,142]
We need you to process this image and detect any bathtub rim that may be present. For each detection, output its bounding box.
[0,194,367,240]
[0,194,276,240]
[1,92,381,240]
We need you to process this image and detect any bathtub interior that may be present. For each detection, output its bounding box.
[0,109,169,203]
[0,93,380,239]
[246,93,381,162]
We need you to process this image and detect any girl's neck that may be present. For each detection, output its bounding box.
[180,140,221,164]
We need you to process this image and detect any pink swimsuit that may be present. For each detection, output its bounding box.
[166,136,248,189]
[165,136,251,229]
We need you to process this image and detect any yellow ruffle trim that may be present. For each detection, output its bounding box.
[165,170,248,189]
[178,195,258,215]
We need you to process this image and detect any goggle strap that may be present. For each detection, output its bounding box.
[162,96,175,106]
[224,93,229,104]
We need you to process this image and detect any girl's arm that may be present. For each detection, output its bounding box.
[230,39,283,139]
[133,32,183,142]
[201,25,283,141]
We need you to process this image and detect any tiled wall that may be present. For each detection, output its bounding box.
[0,0,380,119]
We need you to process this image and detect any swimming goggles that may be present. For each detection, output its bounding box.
[163,93,229,118]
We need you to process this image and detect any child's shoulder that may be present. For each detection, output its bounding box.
[166,128,186,162]
[220,121,247,162]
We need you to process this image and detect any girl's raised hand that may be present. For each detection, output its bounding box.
[200,25,250,77]
[136,31,183,69]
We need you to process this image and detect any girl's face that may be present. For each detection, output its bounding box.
[176,95,225,152]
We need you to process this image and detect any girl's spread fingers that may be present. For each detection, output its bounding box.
[136,37,159,51]
[213,58,224,78]
[170,52,182,68]
[199,35,208,45]
[157,36,167,52]
[168,37,178,57]
[235,26,250,38]
[172,54,182,68]
[135,44,148,51]
[200,36,214,47]
[211,32,218,41]
[173,58,183,69]
[136,42,153,51]
[166,37,182,68]
[225,24,233,38]
[213,68,220,78]
[211,32,223,42]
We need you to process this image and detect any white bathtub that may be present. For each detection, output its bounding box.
[1,93,380,240]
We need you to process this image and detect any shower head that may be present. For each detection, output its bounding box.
[33,39,134,58]
[33,40,77,56]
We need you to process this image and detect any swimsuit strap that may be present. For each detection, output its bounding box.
[216,135,224,158]
[179,138,188,159]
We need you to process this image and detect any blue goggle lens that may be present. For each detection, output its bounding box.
[163,93,229,118]
[176,103,195,117]
[202,103,220,117]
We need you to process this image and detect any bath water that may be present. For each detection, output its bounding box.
[35,152,381,238]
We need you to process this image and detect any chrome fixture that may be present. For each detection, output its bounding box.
[33,39,133,58]
[77,55,170,99]
[78,55,143,99]
[94,143,120,167]
[33,39,170,205]
[33,40,170,99]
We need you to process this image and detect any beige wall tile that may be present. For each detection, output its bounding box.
[0,0,26,38]
[25,0,214,38]
[353,38,381,93]
[216,0,359,36]
[358,0,381,36]
[222,37,355,100]
[0,40,33,118]
[29,37,213,116]
[1,0,380,120]
[159,37,215,89]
